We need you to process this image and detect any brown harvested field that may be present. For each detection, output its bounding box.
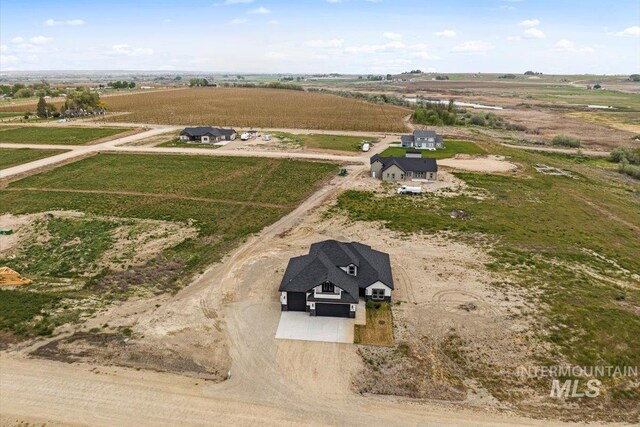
[99,87,410,132]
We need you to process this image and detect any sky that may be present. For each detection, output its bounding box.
[1,0,639,74]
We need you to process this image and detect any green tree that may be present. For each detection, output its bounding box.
[36,96,48,118]
[128,81,136,89]
[64,89,101,112]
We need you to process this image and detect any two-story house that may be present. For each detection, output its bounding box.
[400,130,444,150]
[278,240,394,318]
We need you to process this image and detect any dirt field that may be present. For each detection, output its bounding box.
[91,87,411,132]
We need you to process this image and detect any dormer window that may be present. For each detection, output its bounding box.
[322,282,335,293]
[347,265,357,276]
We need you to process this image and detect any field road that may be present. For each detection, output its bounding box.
[1,125,388,180]
[0,126,180,179]
[0,162,578,427]
[500,143,610,157]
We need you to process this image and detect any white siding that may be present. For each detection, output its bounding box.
[280,291,287,305]
[365,281,392,297]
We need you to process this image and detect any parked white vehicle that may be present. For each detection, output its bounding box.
[397,185,422,195]
[361,142,370,152]
[262,134,272,141]
[240,133,251,141]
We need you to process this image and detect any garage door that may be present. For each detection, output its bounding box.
[287,292,307,311]
[315,303,350,318]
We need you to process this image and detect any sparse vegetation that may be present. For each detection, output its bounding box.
[354,302,394,346]
[272,132,375,152]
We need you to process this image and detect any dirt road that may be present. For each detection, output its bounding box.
[500,143,610,157]
[0,165,577,426]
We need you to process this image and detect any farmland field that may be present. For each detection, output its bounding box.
[0,153,337,336]
[0,126,132,145]
[380,140,485,159]
[0,148,67,169]
[333,146,640,420]
[97,87,410,132]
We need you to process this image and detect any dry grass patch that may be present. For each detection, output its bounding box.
[354,302,394,346]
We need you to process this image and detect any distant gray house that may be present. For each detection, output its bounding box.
[279,240,393,318]
[370,153,438,182]
[179,127,236,144]
[401,130,444,150]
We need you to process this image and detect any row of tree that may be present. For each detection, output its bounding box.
[34,89,105,118]
[108,81,136,89]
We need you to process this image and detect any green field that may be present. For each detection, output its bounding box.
[0,112,24,119]
[0,148,67,169]
[0,126,131,145]
[273,132,376,152]
[156,138,220,149]
[333,147,640,417]
[380,140,485,159]
[0,153,337,337]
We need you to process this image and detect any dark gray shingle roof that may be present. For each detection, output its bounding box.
[414,130,437,138]
[180,127,236,137]
[371,155,438,173]
[278,240,394,300]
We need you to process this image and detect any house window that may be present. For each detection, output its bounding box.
[391,173,396,179]
[372,289,385,300]
[347,265,357,276]
[322,282,335,293]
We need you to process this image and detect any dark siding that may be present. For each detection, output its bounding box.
[287,292,307,311]
[315,303,350,318]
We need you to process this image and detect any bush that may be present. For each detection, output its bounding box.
[469,114,486,126]
[609,147,640,165]
[630,74,640,82]
[619,161,640,180]
[551,134,581,148]
[499,74,516,79]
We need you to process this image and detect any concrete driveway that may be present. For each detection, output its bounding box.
[275,311,354,344]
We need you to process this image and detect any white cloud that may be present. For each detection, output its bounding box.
[607,25,640,37]
[434,29,456,38]
[0,45,6,52]
[523,27,545,39]
[344,41,405,54]
[163,19,173,23]
[110,44,154,56]
[0,54,19,64]
[507,35,522,41]
[29,36,52,44]
[250,6,270,14]
[305,39,344,48]
[228,18,248,25]
[326,0,342,3]
[44,18,85,26]
[11,37,25,43]
[383,31,402,40]
[223,0,253,4]
[265,51,287,59]
[552,39,594,53]
[519,19,540,27]
[451,40,494,54]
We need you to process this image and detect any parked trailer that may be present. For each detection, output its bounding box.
[362,142,370,152]
[397,185,422,195]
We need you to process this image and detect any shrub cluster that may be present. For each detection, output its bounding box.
[551,134,581,148]
[609,147,640,180]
